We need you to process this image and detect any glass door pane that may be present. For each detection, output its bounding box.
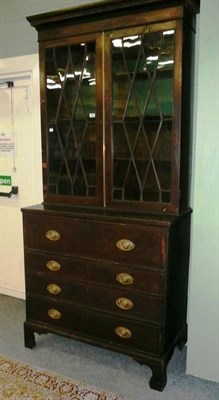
[45,39,99,200]
[111,25,175,205]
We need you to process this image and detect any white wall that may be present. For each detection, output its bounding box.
[186,0,219,382]
[0,0,104,58]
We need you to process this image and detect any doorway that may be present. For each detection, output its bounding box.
[0,54,43,298]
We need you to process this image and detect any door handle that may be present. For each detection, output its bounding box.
[0,186,18,198]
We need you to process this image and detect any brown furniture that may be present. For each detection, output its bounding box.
[22,0,200,391]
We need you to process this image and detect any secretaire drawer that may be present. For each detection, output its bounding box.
[23,213,166,268]
[24,251,164,295]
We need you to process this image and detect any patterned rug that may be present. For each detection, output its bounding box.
[0,355,124,400]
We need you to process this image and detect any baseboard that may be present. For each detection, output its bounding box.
[0,287,25,300]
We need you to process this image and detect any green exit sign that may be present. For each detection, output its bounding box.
[0,175,12,186]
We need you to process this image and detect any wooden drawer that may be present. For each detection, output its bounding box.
[26,296,161,355]
[23,213,166,268]
[26,274,163,324]
[25,251,164,295]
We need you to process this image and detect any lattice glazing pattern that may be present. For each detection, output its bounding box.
[46,42,96,197]
[112,29,175,203]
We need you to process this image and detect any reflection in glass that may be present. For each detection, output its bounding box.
[45,42,96,197]
[112,29,175,203]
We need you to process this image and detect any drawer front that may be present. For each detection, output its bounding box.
[23,213,166,268]
[26,274,163,324]
[25,251,164,295]
[27,296,161,355]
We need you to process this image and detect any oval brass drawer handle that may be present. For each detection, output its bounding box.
[47,283,62,295]
[115,326,132,339]
[46,260,61,272]
[116,297,134,310]
[48,308,62,320]
[116,272,134,286]
[46,230,61,241]
[116,239,135,252]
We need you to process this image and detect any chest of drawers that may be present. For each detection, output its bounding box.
[22,204,191,391]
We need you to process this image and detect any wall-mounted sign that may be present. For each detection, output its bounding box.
[0,175,12,186]
[0,132,16,156]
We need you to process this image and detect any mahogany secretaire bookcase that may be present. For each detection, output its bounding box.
[22,0,200,391]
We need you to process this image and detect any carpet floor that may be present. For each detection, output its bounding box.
[0,294,218,400]
[0,354,123,400]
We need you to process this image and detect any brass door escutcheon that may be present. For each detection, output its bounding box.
[46,230,61,241]
[48,308,62,319]
[116,272,134,286]
[47,283,62,295]
[116,297,134,310]
[116,239,135,251]
[46,260,61,272]
[115,326,132,339]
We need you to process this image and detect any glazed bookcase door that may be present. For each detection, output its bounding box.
[41,34,103,206]
[105,20,182,213]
